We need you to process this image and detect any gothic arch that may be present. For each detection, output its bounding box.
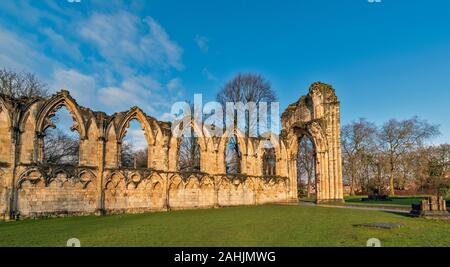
[17,99,41,132]
[17,167,45,189]
[117,107,155,145]
[173,120,204,171]
[218,129,247,174]
[257,133,286,176]
[282,82,342,203]
[35,91,86,138]
[85,115,100,139]
[104,171,126,189]
[0,98,12,129]
[148,173,165,188]
[200,175,214,188]
[218,129,247,155]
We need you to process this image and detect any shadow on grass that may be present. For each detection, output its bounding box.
[381,210,415,218]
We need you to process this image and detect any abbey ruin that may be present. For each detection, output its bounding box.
[0,82,343,220]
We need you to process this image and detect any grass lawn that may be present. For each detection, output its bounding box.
[1,205,449,247]
[344,195,450,207]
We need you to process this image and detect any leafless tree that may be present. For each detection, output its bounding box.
[341,118,377,195]
[225,135,241,174]
[378,117,440,196]
[178,129,201,172]
[134,149,148,168]
[44,128,79,165]
[121,142,148,168]
[297,137,315,198]
[217,73,277,173]
[217,73,277,135]
[428,144,450,177]
[0,68,48,98]
[217,73,276,107]
[121,142,134,168]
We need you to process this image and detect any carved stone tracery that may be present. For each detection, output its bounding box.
[0,81,343,220]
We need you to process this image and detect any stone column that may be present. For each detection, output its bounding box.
[97,137,106,215]
[5,126,18,220]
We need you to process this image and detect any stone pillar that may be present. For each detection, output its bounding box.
[163,173,169,211]
[288,157,298,201]
[4,126,18,220]
[213,175,219,208]
[97,137,106,215]
[240,153,247,174]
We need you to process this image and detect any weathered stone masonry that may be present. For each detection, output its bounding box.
[0,82,343,220]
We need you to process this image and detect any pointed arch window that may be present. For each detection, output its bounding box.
[120,119,148,168]
[262,147,276,176]
[43,106,80,165]
[178,126,201,172]
[297,136,316,199]
[225,134,241,174]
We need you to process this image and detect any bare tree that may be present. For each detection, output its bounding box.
[428,144,450,177]
[134,149,148,168]
[378,117,440,196]
[217,73,277,173]
[341,118,377,195]
[44,128,79,165]
[225,134,241,174]
[0,69,48,98]
[297,137,315,198]
[178,129,201,172]
[217,73,277,136]
[217,73,276,108]
[120,141,149,168]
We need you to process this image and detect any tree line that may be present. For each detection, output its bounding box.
[342,118,449,197]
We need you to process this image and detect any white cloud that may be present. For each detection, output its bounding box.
[50,69,97,106]
[123,128,148,151]
[0,6,186,120]
[99,86,150,113]
[121,75,161,96]
[40,28,83,61]
[160,112,176,122]
[0,26,61,76]
[98,74,185,118]
[0,0,67,27]
[194,35,209,53]
[144,17,184,70]
[79,11,183,75]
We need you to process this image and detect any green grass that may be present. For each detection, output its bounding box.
[1,205,449,247]
[344,195,449,206]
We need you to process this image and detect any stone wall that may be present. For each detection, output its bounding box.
[0,82,343,220]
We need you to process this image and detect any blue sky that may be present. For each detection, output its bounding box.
[0,0,449,144]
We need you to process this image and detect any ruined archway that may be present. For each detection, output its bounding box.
[297,135,316,200]
[120,119,149,168]
[35,92,85,165]
[177,123,201,172]
[117,108,154,169]
[0,82,344,219]
[281,82,344,203]
[42,106,80,165]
